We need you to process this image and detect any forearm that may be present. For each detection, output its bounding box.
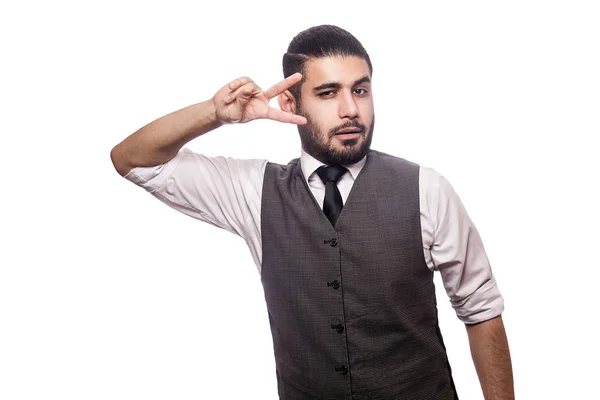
[110,99,222,176]
[466,315,514,399]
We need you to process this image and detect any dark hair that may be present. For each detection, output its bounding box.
[282,25,373,102]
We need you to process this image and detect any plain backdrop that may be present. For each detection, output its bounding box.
[1,1,599,399]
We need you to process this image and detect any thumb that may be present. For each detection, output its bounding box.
[236,82,261,107]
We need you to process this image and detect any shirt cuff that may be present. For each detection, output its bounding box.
[123,150,186,193]
[453,276,505,324]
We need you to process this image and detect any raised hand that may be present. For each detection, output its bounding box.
[212,73,307,125]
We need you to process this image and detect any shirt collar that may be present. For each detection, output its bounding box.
[300,148,367,184]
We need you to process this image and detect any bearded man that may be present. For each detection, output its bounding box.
[111,24,514,400]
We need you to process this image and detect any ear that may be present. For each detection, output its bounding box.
[278,90,297,114]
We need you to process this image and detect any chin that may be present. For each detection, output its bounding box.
[339,138,360,147]
[299,120,374,165]
[331,143,370,165]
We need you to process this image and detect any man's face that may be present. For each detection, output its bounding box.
[296,56,375,165]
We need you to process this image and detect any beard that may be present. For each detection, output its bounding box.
[297,110,375,166]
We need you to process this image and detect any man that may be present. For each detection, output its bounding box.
[111,25,514,399]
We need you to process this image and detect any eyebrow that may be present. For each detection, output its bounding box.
[312,76,371,92]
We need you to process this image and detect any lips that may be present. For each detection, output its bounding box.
[334,130,362,141]
[335,128,362,135]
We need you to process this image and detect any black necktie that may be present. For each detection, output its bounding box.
[316,165,348,227]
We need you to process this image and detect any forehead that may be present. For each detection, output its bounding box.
[303,56,371,86]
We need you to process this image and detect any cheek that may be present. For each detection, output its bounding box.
[359,99,374,118]
[307,103,334,121]
[305,107,335,132]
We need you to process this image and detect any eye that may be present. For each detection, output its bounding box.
[318,90,336,97]
[354,88,369,95]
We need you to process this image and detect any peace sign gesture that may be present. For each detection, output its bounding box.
[213,73,307,125]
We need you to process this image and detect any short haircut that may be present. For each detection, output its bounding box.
[282,25,373,102]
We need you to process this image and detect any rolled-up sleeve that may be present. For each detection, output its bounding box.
[420,166,504,324]
[123,148,267,269]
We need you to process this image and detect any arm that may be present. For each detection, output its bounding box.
[466,315,514,400]
[110,73,306,177]
[110,99,222,176]
[419,168,511,397]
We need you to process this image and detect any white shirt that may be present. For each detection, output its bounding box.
[124,148,504,325]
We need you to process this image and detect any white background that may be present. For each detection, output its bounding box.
[1,1,599,399]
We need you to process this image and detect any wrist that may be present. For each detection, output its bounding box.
[208,97,226,128]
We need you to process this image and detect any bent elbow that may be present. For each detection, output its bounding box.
[110,144,133,177]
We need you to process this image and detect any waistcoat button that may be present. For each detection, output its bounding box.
[329,238,338,247]
[335,365,349,375]
[331,323,344,333]
[327,280,340,290]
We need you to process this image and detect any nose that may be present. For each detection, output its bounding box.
[338,91,358,120]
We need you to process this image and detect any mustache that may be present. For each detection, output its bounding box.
[328,121,367,137]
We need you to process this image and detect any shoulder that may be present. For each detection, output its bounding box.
[366,149,454,194]
[265,158,300,177]
[367,149,420,170]
[366,150,424,185]
[418,164,444,188]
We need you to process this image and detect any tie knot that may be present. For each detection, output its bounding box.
[316,165,348,184]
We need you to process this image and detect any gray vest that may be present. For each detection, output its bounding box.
[260,150,458,399]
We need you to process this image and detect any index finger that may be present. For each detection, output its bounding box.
[265,107,307,125]
[263,73,303,99]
